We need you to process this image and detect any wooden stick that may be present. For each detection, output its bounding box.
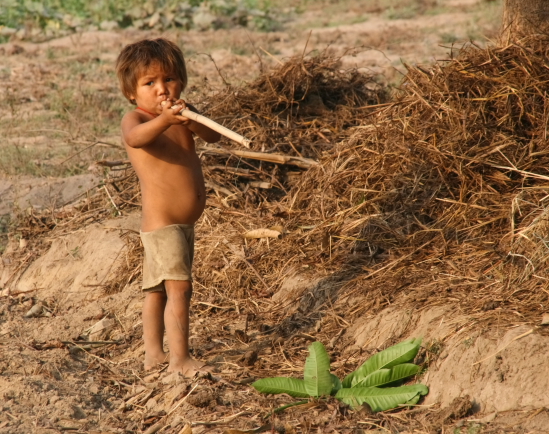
[178,108,252,148]
[199,145,317,169]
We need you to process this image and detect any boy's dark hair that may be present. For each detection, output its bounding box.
[116,38,187,104]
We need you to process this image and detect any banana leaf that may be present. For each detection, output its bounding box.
[353,363,420,388]
[252,377,310,398]
[304,341,332,397]
[349,338,422,387]
[336,384,429,412]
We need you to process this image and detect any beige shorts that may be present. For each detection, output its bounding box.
[140,224,194,292]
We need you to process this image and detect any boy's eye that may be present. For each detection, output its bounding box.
[166,78,173,82]
[146,81,154,86]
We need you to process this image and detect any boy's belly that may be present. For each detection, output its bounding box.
[139,167,206,231]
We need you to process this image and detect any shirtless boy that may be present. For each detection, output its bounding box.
[116,38,220,376]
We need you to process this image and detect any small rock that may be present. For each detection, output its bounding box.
[161,372,185,385]
[240,350,258,366]
[14,28,26,40]
[88,318,114,341]
[71,405,86,420]
[148,12,161,28]
[0,27,17,37]
[192,8,216,30]
[24,302,43,318]
[541,313,549,325]
[186,389,214,408]
[99,20,119,30]
[89,384,99,394]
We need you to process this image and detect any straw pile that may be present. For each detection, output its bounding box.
[201,49,387,156]
[279,41,549,325]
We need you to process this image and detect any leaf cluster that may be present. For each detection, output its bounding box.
[252,339,428,413]
[0,0,284,42]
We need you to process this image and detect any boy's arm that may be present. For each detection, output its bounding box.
[121,107,182,149]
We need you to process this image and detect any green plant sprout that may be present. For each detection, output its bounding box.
[252,338,428,413]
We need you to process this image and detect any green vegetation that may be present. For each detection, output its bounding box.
[252,339,428,413]
[0,0,284,41]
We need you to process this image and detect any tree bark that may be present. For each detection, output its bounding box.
[502,0,549,41]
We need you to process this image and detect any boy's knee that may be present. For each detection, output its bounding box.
[146,290,167,301]
[165,280,193,299]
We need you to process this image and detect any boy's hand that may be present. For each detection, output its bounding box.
[160,99,192,126]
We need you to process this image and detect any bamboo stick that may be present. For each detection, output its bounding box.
[177,107,252,148]
[199,145,317,169]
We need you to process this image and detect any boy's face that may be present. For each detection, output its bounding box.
[130,62,182,114]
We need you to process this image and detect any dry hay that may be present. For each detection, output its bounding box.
[201,49,387,157]
[282,41,549,327]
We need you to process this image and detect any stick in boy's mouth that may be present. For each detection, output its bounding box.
[115,38,221,378]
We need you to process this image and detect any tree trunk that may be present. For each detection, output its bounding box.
[502,0,549,41]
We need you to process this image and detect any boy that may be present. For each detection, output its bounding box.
[116,38,220,377]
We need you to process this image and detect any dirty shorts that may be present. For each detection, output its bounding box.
[140,224,194,292]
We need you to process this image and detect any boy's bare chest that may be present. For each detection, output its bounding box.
[152,127,196,160]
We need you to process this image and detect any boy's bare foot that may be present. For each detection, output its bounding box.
[167,357,213,378]
[144,352,169,370]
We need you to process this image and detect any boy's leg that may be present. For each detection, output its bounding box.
[164,280,206,376]
[142,290,169,369]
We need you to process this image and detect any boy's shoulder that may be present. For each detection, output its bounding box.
[122,108,141,119]
[121,108,146,124]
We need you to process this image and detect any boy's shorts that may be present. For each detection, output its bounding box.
[140,224,194,292]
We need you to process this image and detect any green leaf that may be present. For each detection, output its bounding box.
[330,373,342,395]
[405,393,422,406]
[335,384,429,412]
[342,371,355,388]
[252,377,310,398]
[353,364,420,388]
[351,339,422,387]
[303,341,332,397]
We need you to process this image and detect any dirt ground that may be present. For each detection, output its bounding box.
[3,1,549,433]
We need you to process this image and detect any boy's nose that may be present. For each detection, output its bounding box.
[157,83,168,95]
